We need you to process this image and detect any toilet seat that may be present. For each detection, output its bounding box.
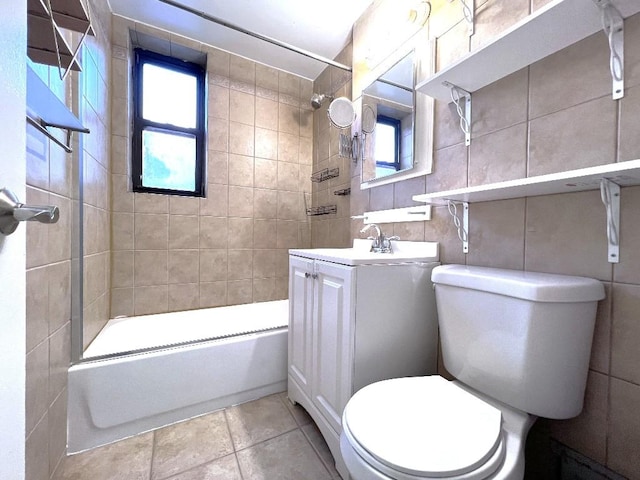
[342,376,506,479]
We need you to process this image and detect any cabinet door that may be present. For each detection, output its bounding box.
[288,255,314,395]
[312,260,355,433]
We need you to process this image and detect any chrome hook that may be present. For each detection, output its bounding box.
[0,188,59,235]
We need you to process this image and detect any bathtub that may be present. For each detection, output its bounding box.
[68,300,288,453]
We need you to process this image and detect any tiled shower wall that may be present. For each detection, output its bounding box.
[24,0,112,477]
[109,17,313,320]
[351,1,640,478]
[310,44,353,248]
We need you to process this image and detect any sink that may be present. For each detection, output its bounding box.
[289,239,439,266]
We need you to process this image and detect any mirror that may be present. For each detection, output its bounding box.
[361,51,415,183]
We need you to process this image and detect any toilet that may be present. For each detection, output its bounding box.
[340,264,605,480]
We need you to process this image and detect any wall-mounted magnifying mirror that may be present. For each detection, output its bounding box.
[361,50,415,183]
[328,96,356,129]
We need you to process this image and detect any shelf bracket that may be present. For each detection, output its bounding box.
[593,0,624,99]
[447,200,469,254]
[600,178,620,263]
[460,0,475,36]
[445,82,471,146]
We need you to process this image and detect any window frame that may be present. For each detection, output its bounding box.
[132,48,206,197]
[374,115,401,172]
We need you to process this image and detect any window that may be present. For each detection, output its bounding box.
[132,48,206,196]
[374,115,401,178]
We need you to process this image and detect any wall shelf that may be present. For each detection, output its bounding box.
[27,0,94,74]
[413,160,640,263]
[27,64,90,153]
[417,0,640,101]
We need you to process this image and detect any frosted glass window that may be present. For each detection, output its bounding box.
[374,123,397,164]
[142,130,196,191]
[142,64,197,128]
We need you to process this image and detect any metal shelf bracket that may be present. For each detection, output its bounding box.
[445,82,471,146]
[447,200,469,254]
[460,0,475,36]
[593,0,624,99]
[600,178,620,263]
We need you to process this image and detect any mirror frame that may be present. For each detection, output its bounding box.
[357,32,434,190]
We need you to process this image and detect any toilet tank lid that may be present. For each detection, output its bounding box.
[431,265,605,303]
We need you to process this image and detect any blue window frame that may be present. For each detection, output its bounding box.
[132,48,206,197]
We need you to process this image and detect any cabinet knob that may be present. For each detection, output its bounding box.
[305,272,311,278]
[311,273,318,279]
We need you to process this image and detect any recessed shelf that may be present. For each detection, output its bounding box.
[413,160,640,205]
[417,0,640,101]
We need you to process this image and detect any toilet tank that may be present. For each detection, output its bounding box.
[431,265,605,419]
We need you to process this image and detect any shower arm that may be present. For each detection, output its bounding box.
[156,0,352,72]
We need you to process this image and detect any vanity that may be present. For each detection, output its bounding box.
[287,239,440,478]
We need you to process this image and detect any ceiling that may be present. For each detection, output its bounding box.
[108,0,374,80]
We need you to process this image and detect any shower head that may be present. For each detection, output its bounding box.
[310,93,333,110]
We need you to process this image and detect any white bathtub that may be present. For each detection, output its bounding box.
[68,300,288,453]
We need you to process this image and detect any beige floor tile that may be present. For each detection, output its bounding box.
[278,392,313,426]
[236,430,331,480]
[226,394,298,450]
[162,454,242,480]
[151,412,234,480]
[301,422,339,478]
[56,432,153,480]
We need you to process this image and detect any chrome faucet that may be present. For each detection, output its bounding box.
[360,223,399,253]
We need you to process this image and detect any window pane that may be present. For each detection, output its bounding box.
[374,123,397,164]
[142,129,196,191]
[142,63,197,128]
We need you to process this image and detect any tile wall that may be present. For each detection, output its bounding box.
[24,0,111,477]
[108,17,313,322]
[310,44,353,248]
[350,1,640,478]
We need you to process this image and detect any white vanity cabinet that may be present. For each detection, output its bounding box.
[287,241,440,479]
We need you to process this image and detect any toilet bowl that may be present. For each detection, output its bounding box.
[340,265,604,480]
[340,376,535,480]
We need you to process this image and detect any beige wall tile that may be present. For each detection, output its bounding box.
[613,186,640,283]
[278,103,300,136]
[467,199,525,270]
[276,220,299,249]
[608,378,640,478]
[48,322,70,403]
[549,370,608,464]
[590,284,611,375]
[209,84,229,120]
[48,261,71,334]
[469,123,527,186]
[229,90,255,126]
[207,150,229,185]
[277,191,302,221]
[112,250,134,288]
[169,196,199,215]
[392,176,425,209]
[228,186,254,218]
[253,249,276,279]
[26,267,49,353]
[472,69,528,137]
[471,0,529,51]
[228,250,253,280]
[528,96,616,176]
[200,216,228,249]
[424,206,468,266]
[228,217,254,249]
[169,250,199,284]
[434,100,466,151]
[253,278,277,302]
[200,249,228,282]
[200,184,228,217]
[169,215,199,250]
[529,32,611,119]
[227,279,253,305]
[369,183,394,211]
[427,144,468,193]
[134,213,168,250]
[111,287,134,318]
[229,121,254,156]
[524,191,612,280]
[135,192,168,214]
[277,162,300,192]
[278,133,300,163]
[134,250,168,286]
[254,219,277,249]
[255,127,278,160]
[112,212,134,250]
[26,341,49,435]
[230,56,255,89]
[626,13,640,89]
[200,281,227,308]
[254,189,278,219]
[134,285,168,315]
[256,96,278,130]
[256,64,279,92]
[228,154,254,187]
[26,188,50,268]
[619,84,640,162]
[611,283,640,385]
[25,411,48,480]
[168,283,200,312]
[435,20,469,72]
[205,46,230,77]
[208,117,229,153]
[254,158,278,189]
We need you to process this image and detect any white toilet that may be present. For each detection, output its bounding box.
[340,264,605,480]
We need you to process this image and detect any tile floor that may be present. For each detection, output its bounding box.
[55,393,341,480]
